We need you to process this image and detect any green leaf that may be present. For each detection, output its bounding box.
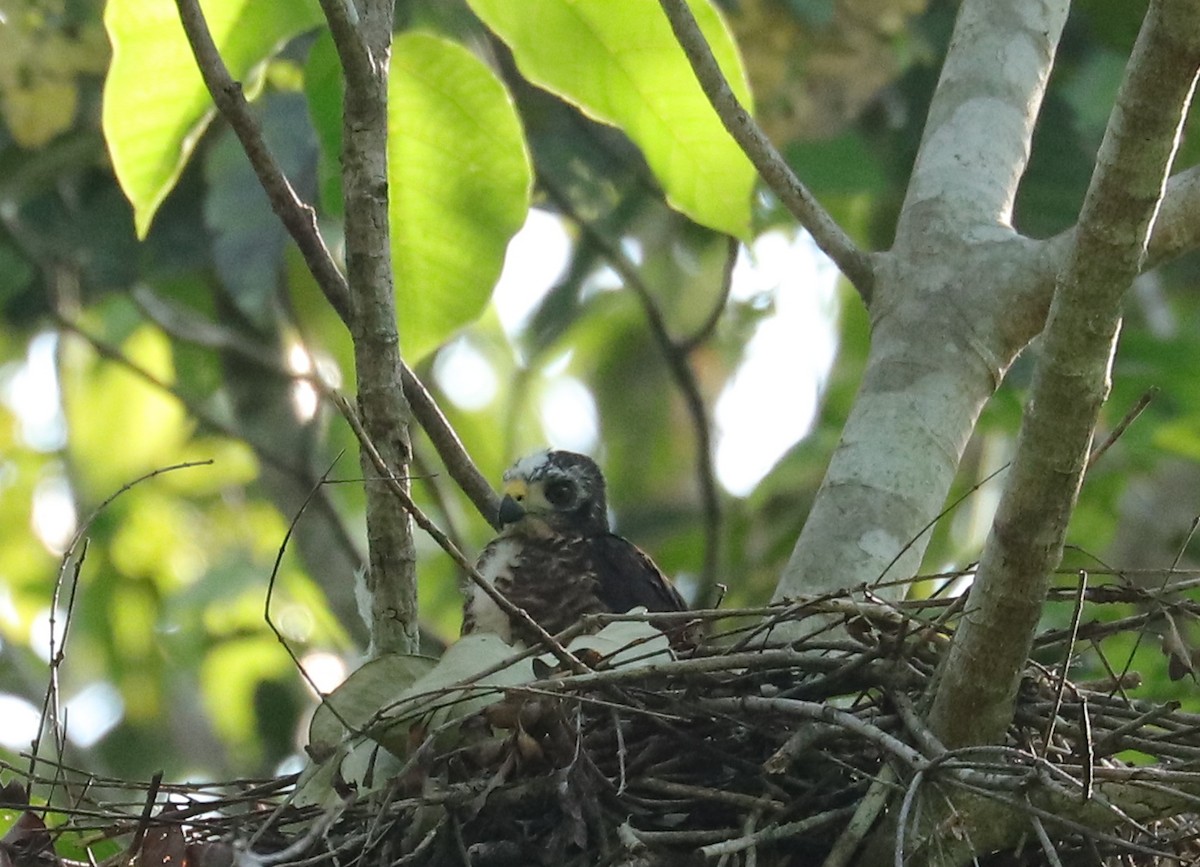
[388,33,533,362]
[467,0,755,237]
[102,0,324,238]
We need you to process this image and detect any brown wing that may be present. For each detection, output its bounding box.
[590,533,687,614]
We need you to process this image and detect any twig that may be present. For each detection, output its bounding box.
[822,766,899,867]
[676,235,739,353]
[400,365,500,529]
[635,778,783,812]
[409,445,468,555]
[56,316,314,488]
[263,455,356,727]
[655,0,873,298]
[1042,570,1088,755]
[1029,814,1066,867]
[890,692,946,760]
[132,287,501,538]
[702,806,858,860]
[1077,696,1094,802]
[873,461,1010,587]
[1087,386,1158,469]
[892,766,925,867]
[31,543,84,800]
[123,772,164,864]
[701,697,926,769]
[30,461,211,789]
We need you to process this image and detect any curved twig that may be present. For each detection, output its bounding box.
[676,235,738,354]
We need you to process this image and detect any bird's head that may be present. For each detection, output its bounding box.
[497,449,610,536]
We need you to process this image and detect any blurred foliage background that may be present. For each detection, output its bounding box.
[1,0,1198,781]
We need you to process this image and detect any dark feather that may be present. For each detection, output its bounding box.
[591,533,686,614]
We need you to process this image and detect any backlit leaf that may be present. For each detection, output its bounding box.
[102,0,323,237]
[467,0,755,237]
[388,33,532,361]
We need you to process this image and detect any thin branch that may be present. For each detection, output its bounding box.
[1086,386,1158,470]
[172,0,352,324]
[1145,164,1200,268]
[57,313,378,642]
[263,457,354,716]
[697,806,856,859]
[1042,164,1200,293]
[1041,571,1088,754]
[701,696,926,769]
[542,177,722,602]
[31,461,210,787]
[56,317,323,501]
[409,444,469,557]
[134,286,499,530]
[656,0,873,299]
[400,365,500,529]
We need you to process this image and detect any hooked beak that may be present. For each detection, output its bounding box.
[498,494,526,526]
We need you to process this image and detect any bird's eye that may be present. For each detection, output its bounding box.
[543,479,574,507]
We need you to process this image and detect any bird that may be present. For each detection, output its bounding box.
[462,449,688,644]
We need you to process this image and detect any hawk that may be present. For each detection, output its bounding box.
[462,449,687,644]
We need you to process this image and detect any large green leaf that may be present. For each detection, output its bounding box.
[102,0,324,238]
[467,0,755,237]
[388,33,532,362]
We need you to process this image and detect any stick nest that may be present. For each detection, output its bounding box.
[7,584,1200,867]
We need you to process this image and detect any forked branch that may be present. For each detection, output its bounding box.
[929,0,1200,750]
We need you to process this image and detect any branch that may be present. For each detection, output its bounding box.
[55,314,372,642]
[929,0,1200,749]
[175,0,505,652]
[315,0,372,86]
[56,315,303,481]
[676,235,738,354]
[655,0,873,300]
[322,0,418,656]
[172,0,352,324]
[896,0,1069,237]
[1041,163,1200,284]
[400,365,500,529]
